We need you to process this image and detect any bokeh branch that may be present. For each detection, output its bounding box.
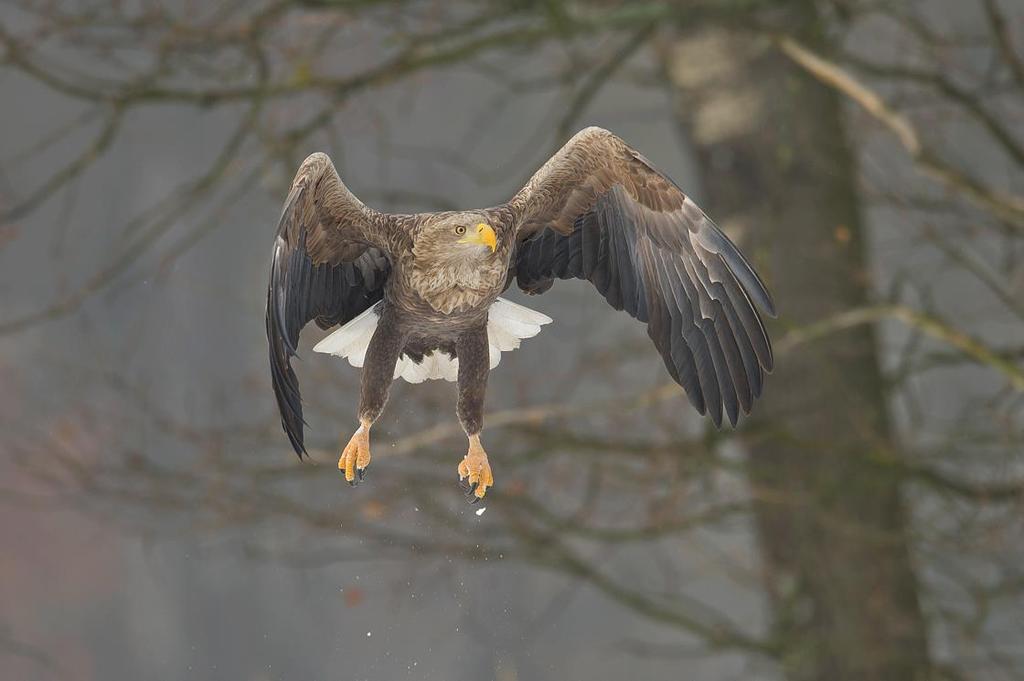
[778,35,1024,230]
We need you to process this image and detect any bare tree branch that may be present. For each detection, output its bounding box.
[777,35,1024,230]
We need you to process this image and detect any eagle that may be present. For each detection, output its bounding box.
[267,127,775,501]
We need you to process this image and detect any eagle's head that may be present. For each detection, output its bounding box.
[413,213,498,267]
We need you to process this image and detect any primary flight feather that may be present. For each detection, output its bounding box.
[267,127,776,500]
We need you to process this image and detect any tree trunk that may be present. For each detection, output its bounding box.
[660,16,932,681]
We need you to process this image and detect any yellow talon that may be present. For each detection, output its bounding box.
[339,423,371,485]
[458,435,493,499]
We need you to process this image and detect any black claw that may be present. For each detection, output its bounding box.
[347,478,358,487]
[458,478,485,504]
[357,467,366,481]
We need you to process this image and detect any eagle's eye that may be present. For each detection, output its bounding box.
[454,225,467,236]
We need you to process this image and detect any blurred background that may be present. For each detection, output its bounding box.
[1,1,1022,679]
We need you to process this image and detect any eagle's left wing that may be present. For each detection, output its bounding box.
[267,153,395,456]
[508,127,776,426]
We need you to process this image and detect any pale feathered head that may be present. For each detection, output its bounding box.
[412,212,497,266]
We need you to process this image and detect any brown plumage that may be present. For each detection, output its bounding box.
[267,127,776,500]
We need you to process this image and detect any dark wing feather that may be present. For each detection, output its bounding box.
[510,128,776,426]
[267,153,394,456]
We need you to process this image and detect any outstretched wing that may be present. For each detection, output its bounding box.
[267,152,395,456]
[509,127,776,426]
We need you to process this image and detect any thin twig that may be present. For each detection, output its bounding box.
[981,0,1024,90]
[777,36,1024,230]
[556,23,658,141]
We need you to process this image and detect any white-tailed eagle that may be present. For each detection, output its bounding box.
[267,127,775,500]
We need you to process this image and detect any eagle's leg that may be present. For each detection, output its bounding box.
[455,326,493,501]
[340,312,405,485]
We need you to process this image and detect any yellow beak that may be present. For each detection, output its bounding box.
[459,223,497,253]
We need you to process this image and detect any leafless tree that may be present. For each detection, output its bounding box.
[1,1,1022,680]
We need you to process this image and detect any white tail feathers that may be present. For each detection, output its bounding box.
[312,297,552,383]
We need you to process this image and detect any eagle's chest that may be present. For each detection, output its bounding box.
[402,258,506,316]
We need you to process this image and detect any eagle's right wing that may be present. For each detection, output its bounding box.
[509,128,775,427]
[267,153,395,456]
